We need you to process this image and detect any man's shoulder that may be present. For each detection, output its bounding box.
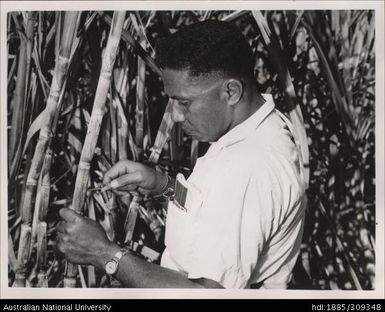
[227,136,304,191]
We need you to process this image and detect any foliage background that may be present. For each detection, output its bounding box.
[6,10,376,289]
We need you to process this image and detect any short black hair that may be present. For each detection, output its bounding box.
[155,20,255,81]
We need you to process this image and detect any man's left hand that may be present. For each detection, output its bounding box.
[56,208,117,268]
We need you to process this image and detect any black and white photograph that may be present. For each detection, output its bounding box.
[1,0,384,300]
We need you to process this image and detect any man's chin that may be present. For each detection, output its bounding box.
[189,134,200,141]
[183,129,210,142]
[183,129,198,139]
[191,135,210,142]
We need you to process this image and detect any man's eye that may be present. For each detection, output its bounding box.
[179,101,189,107]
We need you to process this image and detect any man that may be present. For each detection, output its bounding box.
[56,20,306,289]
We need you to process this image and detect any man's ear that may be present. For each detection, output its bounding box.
[221,79,244,106]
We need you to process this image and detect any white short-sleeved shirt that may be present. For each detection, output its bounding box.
[160,94,307,289]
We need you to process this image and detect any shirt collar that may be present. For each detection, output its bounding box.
[205,94,275,156]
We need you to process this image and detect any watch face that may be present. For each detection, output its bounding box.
[105,260,118,275]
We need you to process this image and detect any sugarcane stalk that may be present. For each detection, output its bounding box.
[142,202,163,242]
[123,196,140,244]
[71,11,125,214]
[9,12,37,163]
[114,51,130,108]
[108,96,118,162]
[170,123,184,163]
[24,12,37,109]
[148,100,175,164]
[7,54,17,90]
[100,12,162,76]
[113,50,131,161]
[135,53,146,160]
[113,93,135,238]
[13,224,31,287]
[33,23,84,284]
[132,13,147,160]
[8,231,19,276]
[108,42,133,244]
[35,151,52,287]
[64,11,126,288]
[221,11,248,22]
[190,139,199,169]
[100,98,120,244]
[123,101,175,244]
[14,12,79,288]
[78,265,87,288]
[30,147,48,255]
[112,88,134,240]
[104,195,118,243]
[36,222,48,287]
[87,199,97,287]
[116,97,129,160]
[33,58,78,279]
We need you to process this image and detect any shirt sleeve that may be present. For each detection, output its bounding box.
[187,158,277,288]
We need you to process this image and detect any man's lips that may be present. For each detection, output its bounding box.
[181,127,193,135]
[181,124,199,137]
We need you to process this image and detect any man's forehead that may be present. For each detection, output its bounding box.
[162,68,222,91]
[162,69,190,85]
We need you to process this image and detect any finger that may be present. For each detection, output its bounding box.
[112,188,140,197]
[129,190,140,197]
[59,207,81,223]
[112,189,131,197]
[109,171,143,190]
[100,190,112,202]
[55,235,62,253]
[117,181,139,192]
[55,232,66,253]
[102,160,140,185]
[137,187,151,195]
[56,221,67,234]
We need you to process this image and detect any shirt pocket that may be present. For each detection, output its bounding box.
[164,174,203,270]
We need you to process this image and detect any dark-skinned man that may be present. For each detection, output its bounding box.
[56,20,306,289]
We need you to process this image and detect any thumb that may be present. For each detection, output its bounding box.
[59,207,81,222]
[109,171,144,190]
[102,159,141,185]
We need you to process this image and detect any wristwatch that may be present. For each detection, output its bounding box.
[104,248,130,276]
[161,174,175,200]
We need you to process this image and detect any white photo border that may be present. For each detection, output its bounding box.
[1,0,384,299]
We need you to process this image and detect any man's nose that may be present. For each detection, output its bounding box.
[171,102,186,123]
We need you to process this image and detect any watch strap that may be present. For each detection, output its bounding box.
[161,174,175,199]
[112,248,130,262]
[105,247,130,275]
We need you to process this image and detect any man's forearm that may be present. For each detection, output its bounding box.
[94,242,208,288]
[57,209,223,288]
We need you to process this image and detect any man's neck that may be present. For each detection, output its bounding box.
[229,89,266,131]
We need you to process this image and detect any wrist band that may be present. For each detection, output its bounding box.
[104,247,130,276]
[160,174,175,200]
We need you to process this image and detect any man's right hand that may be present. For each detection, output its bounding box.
[102,160,168,196]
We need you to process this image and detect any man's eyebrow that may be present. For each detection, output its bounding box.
[169,95,189,101]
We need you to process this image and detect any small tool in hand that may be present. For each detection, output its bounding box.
[87,187,104,192]
[87,185,112,201]
[87,186,113,194]
[87,173,136,193]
